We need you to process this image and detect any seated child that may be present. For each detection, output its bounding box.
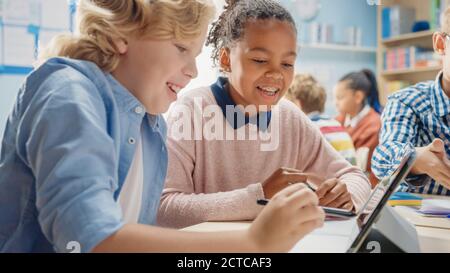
[286,74,357,165]
[334,69,382,187]
[157,0,371,229]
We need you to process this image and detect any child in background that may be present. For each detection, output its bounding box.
[0,0,325,253]
[334,69,382,187]
[286,74,357,166]
[158,0,370,229]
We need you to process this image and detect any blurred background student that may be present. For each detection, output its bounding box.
[334,69,382,187]
[286,74,356,166]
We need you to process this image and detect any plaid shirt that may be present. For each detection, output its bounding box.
[372,72,450,196]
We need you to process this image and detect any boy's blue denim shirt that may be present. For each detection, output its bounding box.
[0,57,168,253]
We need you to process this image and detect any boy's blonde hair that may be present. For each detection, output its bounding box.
[286,74,326,114]
[38,0,216,72]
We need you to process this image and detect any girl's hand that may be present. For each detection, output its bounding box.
[261,167,310,198]
[248,183,325,252]
[315,178,354,211]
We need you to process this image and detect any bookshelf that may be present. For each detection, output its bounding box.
[381,66,442,76]
[377,0,445,105]
[381,30,435,46]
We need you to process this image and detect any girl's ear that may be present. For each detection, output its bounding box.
[219,48,231,72]
[114,39,128,55]
[354,90,366,105]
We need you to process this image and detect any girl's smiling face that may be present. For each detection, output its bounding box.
[221,19,297,111]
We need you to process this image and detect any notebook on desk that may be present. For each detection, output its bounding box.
[388,192,423,207]
[419,199,450,217]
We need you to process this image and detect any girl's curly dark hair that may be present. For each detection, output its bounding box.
[206,0,297,67]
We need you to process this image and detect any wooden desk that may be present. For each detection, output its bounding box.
[392,194,450,252]
[182,195,450,253]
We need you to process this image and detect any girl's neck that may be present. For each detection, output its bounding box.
[226,82,260,117]
[348,103,366,119]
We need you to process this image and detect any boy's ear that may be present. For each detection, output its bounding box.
[219,48,231,72]
[433,32,446,55]
[114,39,128,55]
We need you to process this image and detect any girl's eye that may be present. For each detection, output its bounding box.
[283,63,294,68]
[175,44,187,53]
[252,59,267,64]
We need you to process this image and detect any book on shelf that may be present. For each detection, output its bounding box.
[382,5,416,39]
[384,80,411,95]
[383,46,441,71]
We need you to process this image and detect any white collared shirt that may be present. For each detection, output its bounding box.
[118,132,144,224]
[344,104,371,128]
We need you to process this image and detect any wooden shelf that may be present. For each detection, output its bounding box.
[381,66,441,76]
[382,30,435,46]
[299,43,377,54]
[377,0,442,105]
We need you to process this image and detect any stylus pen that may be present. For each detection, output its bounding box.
[257,182,316,206]
[256,181,317,206]
[289,181,317,192]
[256,199,354,218]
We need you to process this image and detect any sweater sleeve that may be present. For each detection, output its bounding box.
[298,114,371,213]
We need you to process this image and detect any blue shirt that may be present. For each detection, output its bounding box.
[0,57,168,252]
[372,72,450,196]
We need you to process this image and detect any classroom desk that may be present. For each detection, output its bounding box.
[181,194,450,253]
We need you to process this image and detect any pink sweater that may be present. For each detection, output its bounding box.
[157,86,371,228]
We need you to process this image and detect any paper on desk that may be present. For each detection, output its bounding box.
[419,199,450,215]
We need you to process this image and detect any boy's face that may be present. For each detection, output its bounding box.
[222,19,297,111]
[112,26,208,115]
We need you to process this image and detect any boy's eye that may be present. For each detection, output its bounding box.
[283,63,294,68]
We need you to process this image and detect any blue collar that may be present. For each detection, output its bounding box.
[210,77,271,131]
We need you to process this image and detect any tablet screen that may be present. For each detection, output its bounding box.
[346,150,416,253]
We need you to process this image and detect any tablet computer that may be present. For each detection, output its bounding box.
[346,149,416,253]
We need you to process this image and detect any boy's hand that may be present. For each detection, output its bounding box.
[411,139,450,190]
[249,183,325,252]
[315,178,354,211]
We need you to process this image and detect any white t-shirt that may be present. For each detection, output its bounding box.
[118,134,144,223]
